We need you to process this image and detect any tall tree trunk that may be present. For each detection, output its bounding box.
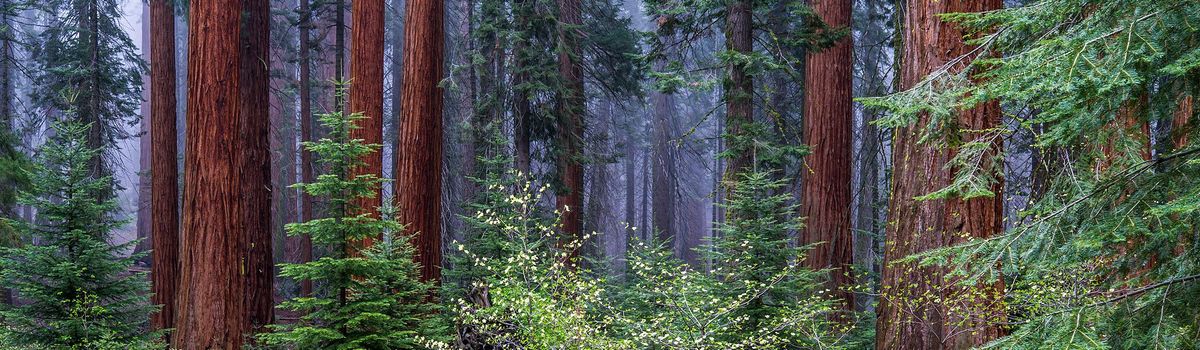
[390,0,404,181]
[175,0,250,347]
[335,0,347,111]
[800,0,854,315]
[149,0,179,335]
[624,118,637,241]
[875,1,1006,348]
[556,0,585,261]
[650,16,677,249]
[396,0,445,284]
[136,4,153,265]
[298,0,315,297]
[349,0,385,251]
[512,0,532,174]
[240,0,274,335]
[722,0,753,190]
[0,0,12,306]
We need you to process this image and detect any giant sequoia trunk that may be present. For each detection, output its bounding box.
[175,1,249,347]
[875,1,1006,348]
[722,0,753,190]
[148,0,179,334]
[396,0,445,284]
[349,0,385,251]
[239,0,274,335]
[800,0,854,314]
[556,0,585,261]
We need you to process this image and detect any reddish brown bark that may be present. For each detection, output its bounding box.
[349,0,385,252]
[175,0,248,347]
[148,0,178,335]
[240,0,274,334]
[1175,94,1193,149]
[800,0,854,315]
[722,0,753,189]
[395,0,445,284]
[556,0,585,262]
[298,0,315,297]
[875,1,1006,349]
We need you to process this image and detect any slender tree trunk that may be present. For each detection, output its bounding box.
[136,4,152,264]
[149,0,179,335]
[349,0,385,251]
[240,0,274,335]
[624,119,637,240]
[800,0,854,315]
[175,0,250,347]
[298,0,315,297]
[556,0,585,261]
[650,16,677,248]
[390,0,404,180]
[512,0,532,174]
[335,0,347,111]
[0,0,12,306]
[722,0,753,189]
[876,1,1006,348]
[396,0,445,284]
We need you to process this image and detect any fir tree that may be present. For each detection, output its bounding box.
[0,122,156,349]
[260,111,445,349]
[29,0,144,181]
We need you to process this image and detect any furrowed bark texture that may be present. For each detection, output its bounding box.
[800,0,854,314]
[875,0,1006,348]
[556,0,585,261]
[175,0,248,347]
[240,0,274,334]
[149,0,179,334]
[396,0,445,284]
[349,0,385,251]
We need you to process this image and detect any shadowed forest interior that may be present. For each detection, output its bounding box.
[0,0,1198,349]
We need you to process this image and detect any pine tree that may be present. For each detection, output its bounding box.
[261,111,444,349]
[0,122,157,349]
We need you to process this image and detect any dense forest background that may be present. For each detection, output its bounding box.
[0,0,1197,349]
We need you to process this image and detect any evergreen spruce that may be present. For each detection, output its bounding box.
[0,122,156,349]
[260,111,444,349]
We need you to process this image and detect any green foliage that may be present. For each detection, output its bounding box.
[862,1,1200,348]
[0,122,158,349]
[450,168,851,349]
[30,0,144,176]
[260,111,446,349]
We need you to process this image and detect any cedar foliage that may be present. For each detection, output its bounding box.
[0,122,157,349]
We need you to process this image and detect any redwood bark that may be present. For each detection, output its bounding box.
[349,0,385,251]
[800,0,854,314]
[148,0,179,334]
[556,0,585,261]
[240,0,274,334]
[175,0,248,347]
[512,0,532,174]
[1176,93,1194,149]
[298,0,314,297]
[875,1,1006,348]
[396,0,445,284]
[722,0,753,188]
